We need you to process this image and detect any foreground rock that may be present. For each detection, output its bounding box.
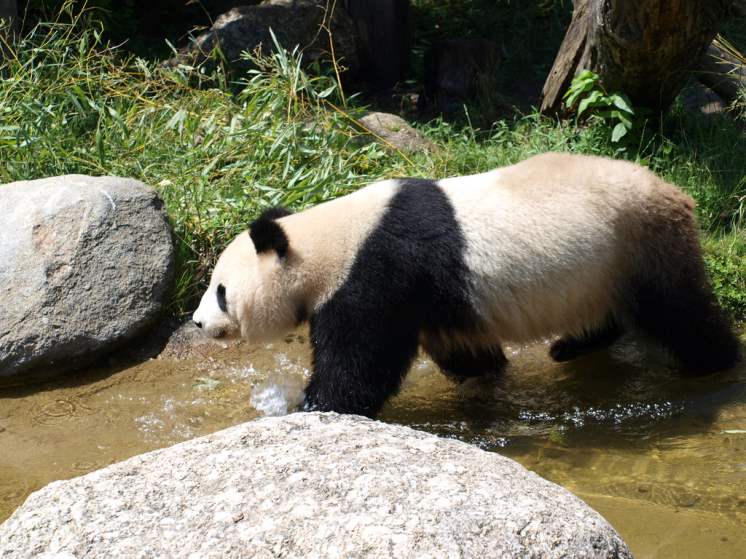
[0,175,173,379]
[171,0,357,74]
[0,413,631,558]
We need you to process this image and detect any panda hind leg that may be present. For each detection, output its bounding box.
[549,317,624,363]
[424,338,508,381]
[631,276,740,375]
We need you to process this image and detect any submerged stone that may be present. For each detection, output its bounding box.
[0,413,631,558]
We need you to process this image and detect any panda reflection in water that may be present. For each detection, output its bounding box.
[192,152,740,418]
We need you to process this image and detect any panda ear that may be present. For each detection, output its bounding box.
[250,206,293,258]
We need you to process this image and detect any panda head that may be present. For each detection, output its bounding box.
[192,207,298,342]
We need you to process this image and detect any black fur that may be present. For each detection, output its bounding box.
[258,206,293,221]
[625,217,741,374]
[304,179,484,417]
[550,317,624,362]
[424,342,507,381]
[216,283,227,313]
[250,207,293,257]
[631,275,740,375]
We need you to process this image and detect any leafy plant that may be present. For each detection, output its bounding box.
[563,70,636,143]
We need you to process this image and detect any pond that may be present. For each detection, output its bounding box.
[1,327,744,558]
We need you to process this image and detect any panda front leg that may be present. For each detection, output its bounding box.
[303,312,420,418]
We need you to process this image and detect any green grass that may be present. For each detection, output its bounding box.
[1,16,744,321]
[704,234,746,320]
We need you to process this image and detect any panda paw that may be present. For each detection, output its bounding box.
[549,338,583,362]
[301,400,318,412]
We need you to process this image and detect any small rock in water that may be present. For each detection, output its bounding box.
[250,378,305,417]
[193,377,221,392]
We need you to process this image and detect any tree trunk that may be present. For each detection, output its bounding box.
[541,0,734,114]
[345,0,410,89]
[540,0,591,116]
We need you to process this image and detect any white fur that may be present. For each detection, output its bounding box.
[439,166,617,341]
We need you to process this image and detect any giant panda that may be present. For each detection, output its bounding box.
[192,152,740,418]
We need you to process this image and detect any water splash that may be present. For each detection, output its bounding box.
[249,380,305,417]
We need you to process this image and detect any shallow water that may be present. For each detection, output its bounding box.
[1,328,745,558]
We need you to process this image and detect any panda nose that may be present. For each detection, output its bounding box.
[194,320,203,329]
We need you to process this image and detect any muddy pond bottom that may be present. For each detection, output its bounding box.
[1,328,745,559]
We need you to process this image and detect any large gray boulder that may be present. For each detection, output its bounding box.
[0,413,631,558]
[172,0,358,74]
[0,175,173,379]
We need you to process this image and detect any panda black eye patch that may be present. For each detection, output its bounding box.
[216,283,227,312]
